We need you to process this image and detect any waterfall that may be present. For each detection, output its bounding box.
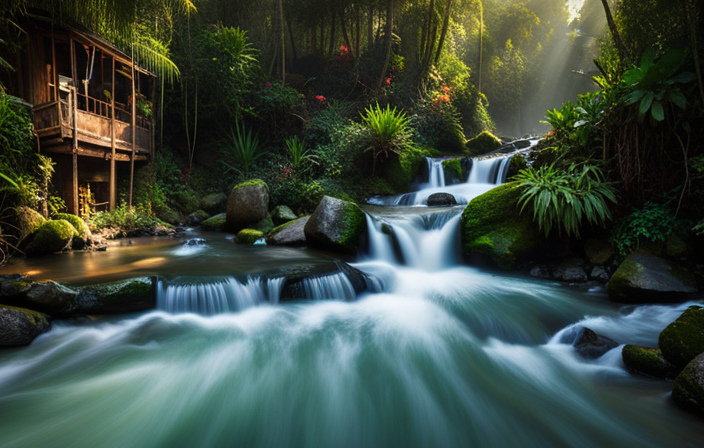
[467,155,513,184]
[157,276,285,314]
[426,157,445,188]
[300,272,357,301]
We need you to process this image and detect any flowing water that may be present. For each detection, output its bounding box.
[1,154,703,447]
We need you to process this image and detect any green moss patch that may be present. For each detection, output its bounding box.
[201,213,227,231]
[466,131,502,156]
[659,306,704,369]
[622,344,679,379]
[442,158,463,183]
[25,220,75,256]
[232,178,269,193]
[235,229,265,245]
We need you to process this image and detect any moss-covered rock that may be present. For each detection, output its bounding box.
[622,344,679,380]
[226,179,269,232]
[659,306,704,369]
[672,352,704,416]
[201,213,227,231]
[442,158,463,184]
[200,192,228,215]
[54,213,92,249]
[268,216,309,246]
[0,305,51,346]
[466,131,502,156]
[304,196,367,254]
[460,182,563,269]
[385,146,436,192]
[272,205,297,226]
[75,277,156,313]
[506,154,528,180]
[15,206,45,246]
[187,210,210,226]
[24,220,75,256]
[251,214,274,234]
[19,280,80,315]
[235,229,265,245]
[156,205,181,225]
[608,253,698,303]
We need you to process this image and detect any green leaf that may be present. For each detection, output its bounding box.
[669,90,687,110]
[639,91,654,116]
[650,101,665,121]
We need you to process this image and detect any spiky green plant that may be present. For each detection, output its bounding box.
[285,136,318,171]
[360,103,412,174]
[515,163,617,238]
[220,122,264,178]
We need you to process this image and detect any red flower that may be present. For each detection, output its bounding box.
[441,86,451,93]
[386,77,392,86]
[266,82,272,88]
[315,95,326,103]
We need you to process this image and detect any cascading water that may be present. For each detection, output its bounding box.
[425,157,445,188]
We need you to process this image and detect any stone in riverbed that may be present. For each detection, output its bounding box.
[271,205,298,226]
[235,229,265,245]
[659,306,704,370]
[572,327,618,359]
[672,353,704,416]
[74,277,156,313]
[427,193,457,207]
[54,213,93,249]
[268,216,309,246]
[622,344,679,380]
[225,179,269,232]
[550,258,588,283]
[608,253,698,303]
[304,196,366,255]
[24,220,75,256]
[201,213,226,232]
[0,305,51,346]
[200,192,228,215]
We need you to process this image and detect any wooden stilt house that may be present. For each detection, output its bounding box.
[5,16,155,216]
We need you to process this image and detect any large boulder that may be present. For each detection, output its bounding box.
[201,213,226,231]
[659,306,704,369]
[304,196,367,254]
[54,213,92,249]
[18,281,80,315]
[608,253,698,303]
[0,305,51,346]
[24,220,75,256]
[673,353,704,416]
[622,344,679,380]
[226,179,269,232]
[200,192,228,215]
[15,206,45,246]
[460,182,563,269]
[272,205,298,226]
[427,193,457,206]
[466,131,502,156]
[268,216,310,246]
[74,277,156,313]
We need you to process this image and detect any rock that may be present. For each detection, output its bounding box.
[573,327,618,359]
[584,238,614,265]
[622,344,678,380]
[460,182,564,269]
[75,277,156,313]
[466,131,502,156]
[659,306,704,369]
[21,281,80,315]
[673,353,704,416]
[590,266,610,282]
[250,214,275,234]
[550,258,588,283]
[268,216,310,246]
[608,253,698,303]
[201,213,227,232]
[506,154,527,180]
[24,220,75,256]
[304,196,367,254]
[272,205,298,226]
[226,179,269,232]
[235,229,265,245]
[200,192,228,215]
[0,275,31,298]
[184,238,207,246]
[186,210,210,226]
[529,265,550,279]
[54,213,93,249]
[15,206,45,246]
[279,261,372,302]
[0,305,51,346]
[427,193,457,206]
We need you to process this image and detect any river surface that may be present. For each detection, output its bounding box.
[1,155,703,447]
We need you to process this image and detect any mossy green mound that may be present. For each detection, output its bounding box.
[385,146,437,192]
[201,213,227,231]
[235,229,265,245]
[442,158,463,184]
[460,182,561,269]
[25,220,75,256]
[76,277,155,313]
[672,353,704,416]
[54,213,92,249]
[15,206,45,244]
[659,306,704,369]
[466,131,502,156]
[622,344,679,380]
[304,196,367,254]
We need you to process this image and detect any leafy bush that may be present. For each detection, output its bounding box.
[516,163,617,238]
[361,103,412,174]
[610,202,675,256]
[88,204,164,232]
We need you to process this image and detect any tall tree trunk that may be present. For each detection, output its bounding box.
[368,3,374,50]
[311,21,317,54]
[434,0,452,65]
[341,7,353,58]
[478,0,483,93]
[328,9,337,58]
[287,16,297,63]
[420,0,435,64]
[378,0,394,90]
[683,0,704,106]
[600,0,630,64]
[280,0,285,86]
[355,3,361,59]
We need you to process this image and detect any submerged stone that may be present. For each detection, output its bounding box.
[608,253,698,303]
[0,305,51,346]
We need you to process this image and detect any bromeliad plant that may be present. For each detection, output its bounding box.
[219,121,264,178]
[515,163,617,238]
[360,103,412,175]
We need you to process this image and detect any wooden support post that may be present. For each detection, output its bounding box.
[70,38,79,216]
[129,52,136,209]
[110,56,116,211]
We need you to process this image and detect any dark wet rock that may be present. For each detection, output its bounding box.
[608,253,698,303]
[184,238,207,246]
[550,258,588,283]
[235,229,265,245]
[201,213,227,232]
[74,277,156,314]
[272,205,298,226]
[622,344,678,380]
[0,305,51,346]
[460,158,473,182]
[22,281,80,315]
[573,327,618,359]
[0,275,31,298]
[25,220,75,256]
[278,261,371,302]
[659,306,704,369]
[268,216,309,247]
[226,179,269,232]
[304,196,366,255]
[427,193,457,207]
[584,238,614,265]
[460,182,564,270]
[200,193,228,215]
[529,265,550,279]
[673,352,704,416]
[590,266,610,282]
[506,154,527,180]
